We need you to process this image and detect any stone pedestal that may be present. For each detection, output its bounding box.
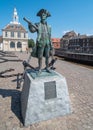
[21,70,71,126]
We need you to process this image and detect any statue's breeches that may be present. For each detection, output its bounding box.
[37,45,50,58]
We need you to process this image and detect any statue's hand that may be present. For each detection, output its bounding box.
[28,23,32,28]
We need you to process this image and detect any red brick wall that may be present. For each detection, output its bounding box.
[51,38,60,49]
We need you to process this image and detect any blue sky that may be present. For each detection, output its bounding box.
[0,0,93,40]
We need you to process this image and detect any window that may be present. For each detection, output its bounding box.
[87,39,89,42]
[10,25,14,28]
[17,32,21,38]
[17,42,22,48]
[24,33,26,38]
[11,32,14,37]
[83,39,85,43]
[10,42,15,48]
[5,32,8,37]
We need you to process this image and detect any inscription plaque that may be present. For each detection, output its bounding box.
[44,81,57,100]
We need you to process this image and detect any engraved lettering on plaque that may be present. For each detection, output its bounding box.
[44,81,57,100]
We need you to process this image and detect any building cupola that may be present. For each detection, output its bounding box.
[12,8,19,24]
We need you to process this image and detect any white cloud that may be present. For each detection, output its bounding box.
[63,30,70,34]
[63,30,79,35]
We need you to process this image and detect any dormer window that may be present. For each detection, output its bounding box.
[10,25,14,28]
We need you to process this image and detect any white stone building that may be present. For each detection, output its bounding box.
[2,8,28,51]
[0,36,3,50]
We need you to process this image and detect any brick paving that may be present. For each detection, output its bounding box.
[0,51,93,130]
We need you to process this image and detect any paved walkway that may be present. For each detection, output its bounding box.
[0,51,93,130]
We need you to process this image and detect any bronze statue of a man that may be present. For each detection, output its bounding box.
[28,9,53,73]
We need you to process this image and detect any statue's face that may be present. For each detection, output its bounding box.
[41,13,47,21]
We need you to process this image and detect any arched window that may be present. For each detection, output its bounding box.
[17,42,22,48]
[10,42,15,48]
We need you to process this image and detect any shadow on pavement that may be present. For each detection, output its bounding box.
[0,51,22,63]
[0,88,23,124]
[0,57,22,63]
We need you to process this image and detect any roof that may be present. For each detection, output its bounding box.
[2,23,27,32]
[69,35,87,40]
[52,38,60,42]
[63,31,77,39]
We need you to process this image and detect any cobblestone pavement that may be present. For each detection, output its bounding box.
[0,51,93,130]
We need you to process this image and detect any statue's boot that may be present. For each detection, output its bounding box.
[46,68,51,73]
[38,58,42,75]
[38,69,42,75]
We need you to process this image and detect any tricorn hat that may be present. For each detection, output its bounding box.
[37,9,51,17]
